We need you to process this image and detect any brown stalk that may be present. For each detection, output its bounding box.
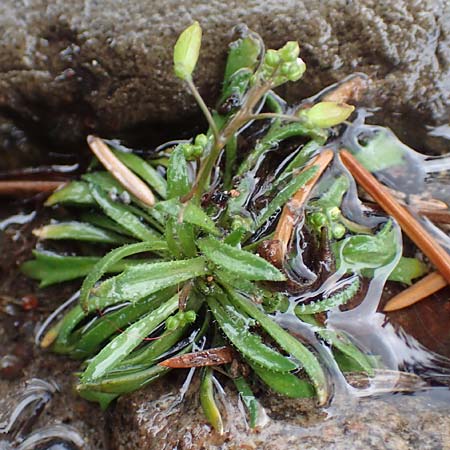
[271,149,334,264]
[0,181,65,196]
[87,135,155,206]
[384,271,447,312]
[340,150,450,284]
[158,346,233,368]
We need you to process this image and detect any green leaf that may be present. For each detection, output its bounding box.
[298,314,375,375]
[109,143,167,199]
[251,363,314,398]
[225,287,329,405]
[72,288,175,359]
[80,241,168,311]
[198,237,285,281]
[223,32,261,83]
[311,175,350,210]
[90,184,159,241]
[155,199,220,236]
[20,250,147,288]
[295,277,360,315]
[363,256,428,285]
[88,257,207,311]
[45,181,94,206]
[200,367,224,434]
[350,128,405,172]
[33,222,130,244]
[207,294,297,373]
[255,165,318,229]
[80,211,135,237]
[232,376,260,429]
[334,221,398,271]
[167,145,190,199]
[174,21,202,80]
[81,294,179,382]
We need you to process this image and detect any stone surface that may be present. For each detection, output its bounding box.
[0,0,449,153]
[108,374,450,450]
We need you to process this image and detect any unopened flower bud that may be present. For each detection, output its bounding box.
[302,102,355,128]
[174,21,202,80]
[194,133,208,148]
[327,206,341,221]
[287,58,306,82]
[184,310,197,323]
[264,49,280,67]
[166,316,180,330]
[310,212,327,230]
[278,41,300,62]
[332,223,346,239]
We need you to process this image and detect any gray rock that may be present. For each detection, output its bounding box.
[0,0,449,151]
[108,375,450,450]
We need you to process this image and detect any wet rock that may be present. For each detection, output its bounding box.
[108,374,450,450]
[0,0,449,154]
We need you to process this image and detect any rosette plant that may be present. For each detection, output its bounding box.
[22,22,427,431]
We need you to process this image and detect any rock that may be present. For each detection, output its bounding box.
[108,374,450,450]
[0,0,449,155]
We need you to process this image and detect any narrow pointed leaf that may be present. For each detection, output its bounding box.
[81,294,179,382]
[33,222,130,244]
[90,185,159,241]
[198,237,285,281]
[167,145,190,199]
[207,295,297,373]
[45,181,94,206]
[226,287,329,405]
[88,257,207,311]
[80,241,168,311]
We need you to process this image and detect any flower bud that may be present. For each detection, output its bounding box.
[302,102,355,128]
[278,41,300,62]
[331,223,346,239]
[264,49,280,67]
[184,310,197,323]
[327,206,341,221]
[286,58,306,82]
[194,133,208,148]
[174,21,202,80]
[166,316,180,330]
[310,212,327,230]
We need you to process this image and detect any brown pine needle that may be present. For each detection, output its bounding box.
[384,271,447,312]
[0,180,65,196]
[340,149,450,284]
[87,135,155,206]
[158,346,233,368]
[273,149,334,263]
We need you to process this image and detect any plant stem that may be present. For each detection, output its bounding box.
[185,77,219,142]
[340,149,450,284]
